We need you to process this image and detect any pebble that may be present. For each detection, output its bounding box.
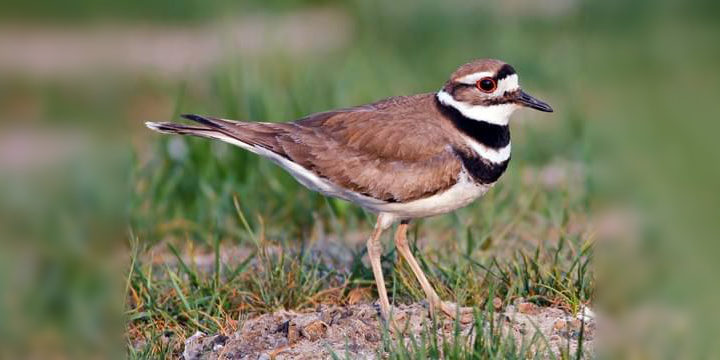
[492,297,503,310]
[517,302,539,315]
[287,321,300,344]
[301,320,329,341]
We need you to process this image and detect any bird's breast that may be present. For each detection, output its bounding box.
[454,146,511,185]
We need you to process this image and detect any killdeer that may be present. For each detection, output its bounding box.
[146,59,553,324]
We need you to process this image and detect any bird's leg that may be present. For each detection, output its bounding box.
[367,215,392,323]
[393,221,440,312]
[393,221,474,323]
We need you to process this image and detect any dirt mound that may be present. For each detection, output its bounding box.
[182,302,594,359]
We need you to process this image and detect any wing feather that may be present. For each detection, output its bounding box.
[173,94,463,202]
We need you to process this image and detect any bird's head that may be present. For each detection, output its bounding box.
[437,59,553,126]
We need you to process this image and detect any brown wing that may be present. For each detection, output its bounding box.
[179,94,463,202]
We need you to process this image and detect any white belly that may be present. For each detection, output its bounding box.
[206,133,493,221]
[359,171,492,219]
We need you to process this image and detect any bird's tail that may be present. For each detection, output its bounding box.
[145,114,278,156]
[146,114,233,140]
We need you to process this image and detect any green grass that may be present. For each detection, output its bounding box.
[121,1,601,357]
[126,169,595,357]
[21,0,720,357]
[126,236,592,358]
[1,0,718,357]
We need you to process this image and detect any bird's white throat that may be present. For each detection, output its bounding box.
[436,90,518,126]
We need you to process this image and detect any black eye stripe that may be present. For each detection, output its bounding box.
[495,64,516,81]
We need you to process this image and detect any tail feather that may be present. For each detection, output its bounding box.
[145,114,287,157]
[180,114,219,127]
[146,113,242,140]
[145,117,266,153]
[145,121,209,135]
[180,114,239,130]
[144,121,232,144]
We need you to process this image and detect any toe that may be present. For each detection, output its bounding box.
[440,302,475,324]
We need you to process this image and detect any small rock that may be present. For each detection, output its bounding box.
[365,331,380,342]
[320,306,343,325]
[576,306,595,321]
[287,321,301,344]
[182,331,206,360]
[161,330,173,346]
[301,320,328,341]
[212,335,228,351]
[492,297,503,310]
[517,302,539,315]
[347,287,371,305]
[341,308,354,320]
[275,320,290,335]
[181,333,228,360]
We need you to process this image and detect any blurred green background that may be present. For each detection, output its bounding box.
[0,0,718,357]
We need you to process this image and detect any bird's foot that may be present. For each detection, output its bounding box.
[437,301,475,324]
[388,311,411,334]
[376,304,409,334]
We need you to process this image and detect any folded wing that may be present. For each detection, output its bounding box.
[147,95,463,203]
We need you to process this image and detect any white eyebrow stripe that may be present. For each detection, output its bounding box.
[455,72,495,85]
[456,72,520,93]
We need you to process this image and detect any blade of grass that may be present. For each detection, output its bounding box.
[166,265,193,315]
[167,242,199,286]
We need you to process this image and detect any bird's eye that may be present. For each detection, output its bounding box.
[476,77,497,93]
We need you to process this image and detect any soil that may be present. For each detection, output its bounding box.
[182,302,594,359]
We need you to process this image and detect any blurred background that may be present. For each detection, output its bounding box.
[0,0,718,357]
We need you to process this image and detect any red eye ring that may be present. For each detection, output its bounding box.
[476,77,497,93]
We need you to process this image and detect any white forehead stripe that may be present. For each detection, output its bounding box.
[436,90,517,126]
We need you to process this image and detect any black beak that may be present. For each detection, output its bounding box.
[516,90,553,112]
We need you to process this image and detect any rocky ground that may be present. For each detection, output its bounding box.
[182,301,595,359]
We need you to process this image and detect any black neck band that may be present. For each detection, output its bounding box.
[435,96,510,149]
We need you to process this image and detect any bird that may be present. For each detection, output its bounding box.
[146,58,553,325]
